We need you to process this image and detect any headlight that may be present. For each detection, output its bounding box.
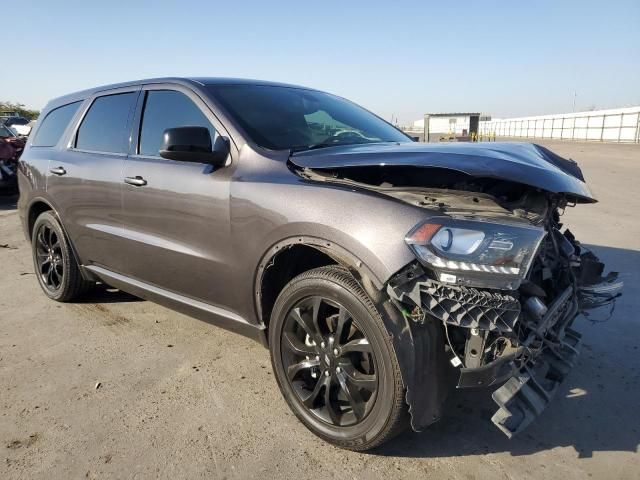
[405,217,546,290]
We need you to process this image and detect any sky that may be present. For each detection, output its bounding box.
[3,0,639,124]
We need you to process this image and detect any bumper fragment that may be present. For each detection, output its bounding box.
[457,349,522,388]
[491,327,582,438]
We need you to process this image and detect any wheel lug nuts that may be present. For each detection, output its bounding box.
[315,355,320,361]
[336,367,342,373]
[333,348,339,356]
[324,370,330,377]
[320,341,326,348]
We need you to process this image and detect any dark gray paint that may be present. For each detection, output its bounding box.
[18,77,427,340]
[44,86,140,273]
[17,76,593,343]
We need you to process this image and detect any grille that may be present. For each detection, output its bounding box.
[389,277,520,332]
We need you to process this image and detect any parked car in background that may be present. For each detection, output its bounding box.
[3,116,32,136]
[17,77,622,450]
[0,123,17,140]
[0,123,24,193]
[0,111,20,120]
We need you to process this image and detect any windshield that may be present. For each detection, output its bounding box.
[208,85,410,151]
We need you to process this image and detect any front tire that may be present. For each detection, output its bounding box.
[269,266,407,450]
[31,211,92,302]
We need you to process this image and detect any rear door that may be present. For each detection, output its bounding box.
[119,84,234,305]
[47,87,139,272]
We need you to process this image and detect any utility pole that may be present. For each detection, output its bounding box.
[572,92,577,112]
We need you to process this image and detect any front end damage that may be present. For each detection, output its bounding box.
[387,222,622,437]
[290,142,623,437]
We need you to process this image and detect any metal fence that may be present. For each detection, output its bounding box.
[479,107,640,143]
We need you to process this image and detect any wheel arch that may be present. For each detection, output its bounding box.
[27,198,56,240]
[26,197,95,282]
[254,236,385,334]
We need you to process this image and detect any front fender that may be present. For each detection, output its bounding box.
[358,271,450,432]
[254,234,450,430]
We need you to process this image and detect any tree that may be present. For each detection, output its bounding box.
[0,101,40,120]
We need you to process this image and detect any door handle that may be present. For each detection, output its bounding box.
[50,166,66,176]
[124,176,147,187]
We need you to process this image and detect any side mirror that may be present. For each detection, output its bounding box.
[159,126,229,167]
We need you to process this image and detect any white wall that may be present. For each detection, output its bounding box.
[479,106,640,143]
[432,116,470,135]
[420,115,472,135]
[412,118,425,129]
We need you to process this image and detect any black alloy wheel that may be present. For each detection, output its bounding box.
[269,266,407,451]
[31,211,92,302]
[281,295,378,426]
[35,222,64,292]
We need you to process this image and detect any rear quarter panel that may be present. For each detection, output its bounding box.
[17,147,50,239]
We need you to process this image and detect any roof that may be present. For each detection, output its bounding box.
[45,77,315,110]
[425,112,482,117]
[190,77,309,89]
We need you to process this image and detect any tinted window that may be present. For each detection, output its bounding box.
[76,93,137,153]
[8,117,29,125]
[208,85,409,150]
[138,90,216,157]
[31,102,81,147]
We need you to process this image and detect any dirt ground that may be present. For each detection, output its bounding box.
[1,140,639,479]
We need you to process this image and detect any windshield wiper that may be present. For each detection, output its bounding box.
[289,143,339,154]
[290,141,391,155]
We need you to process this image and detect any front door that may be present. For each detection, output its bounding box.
[119,85,234,305]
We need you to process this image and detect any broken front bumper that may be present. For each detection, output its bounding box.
[387,262,622,438]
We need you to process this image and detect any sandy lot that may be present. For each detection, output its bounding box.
[1,140,639,479]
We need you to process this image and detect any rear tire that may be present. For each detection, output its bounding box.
[269,265,408,451]
[31,211,92,302]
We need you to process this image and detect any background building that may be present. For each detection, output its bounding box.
[404,105,640,144]
[409,113,490,142]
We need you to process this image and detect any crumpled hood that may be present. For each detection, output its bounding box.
[290,142,596,203]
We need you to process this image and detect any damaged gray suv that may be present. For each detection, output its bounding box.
[18,78,622,450]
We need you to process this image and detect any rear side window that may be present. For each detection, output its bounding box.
[32,102,81,147]
[138,90,216,157]
[75,92,137,153]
